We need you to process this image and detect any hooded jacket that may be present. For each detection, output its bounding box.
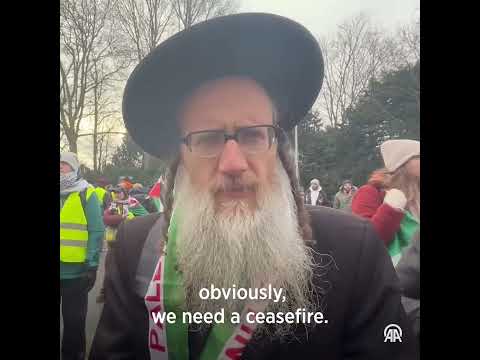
[304,186,330,207]
[333,185,357,211]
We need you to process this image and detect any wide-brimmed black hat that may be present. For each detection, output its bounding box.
[123,12,324,157]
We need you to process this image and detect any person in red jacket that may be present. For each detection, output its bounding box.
[351,139,420,246]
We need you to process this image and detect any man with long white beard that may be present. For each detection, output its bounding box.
[174,158,315,332]
[90,13,417,360]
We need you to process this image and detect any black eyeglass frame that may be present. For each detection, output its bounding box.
[180,125,284,157]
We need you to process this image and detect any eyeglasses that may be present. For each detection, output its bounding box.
[181,125,279,158]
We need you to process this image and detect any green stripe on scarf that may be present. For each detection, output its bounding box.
[152,197,162,212]
[163,209,238,360]
[199,322,238,360]
[388,211,419,265]
[164,209,189,360]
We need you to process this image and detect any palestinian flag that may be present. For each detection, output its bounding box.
[148,179,163,212]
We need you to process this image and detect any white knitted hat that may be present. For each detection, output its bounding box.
[380,139,420,172]
[60,152,80,173]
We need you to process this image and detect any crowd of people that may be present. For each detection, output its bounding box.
[303,139,421,345]
[60,157,166,359]
[60,12,420,360]
[303,139,420,262]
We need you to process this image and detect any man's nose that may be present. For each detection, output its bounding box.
[218,140,248,176]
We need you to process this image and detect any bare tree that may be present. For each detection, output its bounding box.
[114,0,175,63]
[114,0,177,169]
[170,0,238,30]
[60,126,70,151]
[88,59,123,171]
[318,14,397,128]
[60,0,117,153]
[392,18,420,70]
[96,120,120,172]
[86,27,131,172]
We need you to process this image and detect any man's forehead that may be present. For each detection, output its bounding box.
[179,76,276,131]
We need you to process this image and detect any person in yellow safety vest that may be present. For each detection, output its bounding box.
[94,186,110,211]
[60,152,104,360]
[96,187,134,303]
[103,187,135,241]
[87,184,111,253]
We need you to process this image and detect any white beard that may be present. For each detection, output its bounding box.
[172,159,316,338]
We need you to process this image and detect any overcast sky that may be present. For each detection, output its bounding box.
[77,0,420,167]
[240,0,419,37]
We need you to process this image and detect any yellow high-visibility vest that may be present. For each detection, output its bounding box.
[95,187,107,204]
[60,188,94,263]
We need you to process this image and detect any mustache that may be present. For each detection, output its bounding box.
[212,176,258,193]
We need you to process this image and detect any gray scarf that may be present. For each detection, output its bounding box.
[60,172,90,195]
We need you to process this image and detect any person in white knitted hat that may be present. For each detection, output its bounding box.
[351,139,420,266]
[304,178,330,206]
[60,152,104,360]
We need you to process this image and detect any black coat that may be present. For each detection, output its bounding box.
[397,230,420,339]
[90,206,418,360]
[396,231,420,300]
